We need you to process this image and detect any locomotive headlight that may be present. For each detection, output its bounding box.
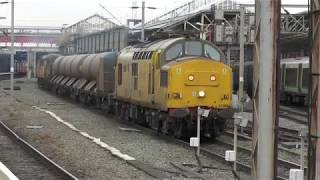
[198,91,205,97]
[210,75,216,81]
[172,92,182,99]
[188,74,194,81]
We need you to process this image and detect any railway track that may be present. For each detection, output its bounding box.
[61,104,307,180]
[279,105,308,125]
[7,83,305,179]
[0,74,25,81]
[173,133,303,180]
[80,99,307,180]
[222,131,307,179]
[111,115,304,180]
[0,120,78,180]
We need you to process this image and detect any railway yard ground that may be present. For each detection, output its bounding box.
[0,78,251,180]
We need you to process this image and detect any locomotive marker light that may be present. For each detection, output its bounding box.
[198,91,205,97]
[210,75,216,81]
[188,74,194,81]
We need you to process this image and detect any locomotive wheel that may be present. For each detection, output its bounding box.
[174,119,187,139]
[211,119,222,139]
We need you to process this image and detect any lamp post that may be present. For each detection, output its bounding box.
[0,1,13,92]
[130,1,156,42]
[10,0,14,93]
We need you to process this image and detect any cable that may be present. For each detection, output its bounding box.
[98,3,123,25]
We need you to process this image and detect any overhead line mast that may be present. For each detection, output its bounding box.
[308,0,320,179]
[252,0,281,179]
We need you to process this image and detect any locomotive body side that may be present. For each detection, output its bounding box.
[115,48,168,110]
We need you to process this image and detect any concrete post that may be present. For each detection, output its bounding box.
[227,44,231,65]
[32,51,36,78]
[200,13,205,40]
[141,1,145,42]
[239,6,245,112]
[308,0,320,179]
[27,51,31,79]
[252,0,281,179]
[10,0,14,92]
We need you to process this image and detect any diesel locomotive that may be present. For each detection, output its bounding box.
[37,38,233,139]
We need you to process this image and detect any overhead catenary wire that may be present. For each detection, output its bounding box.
[98,3,123,25]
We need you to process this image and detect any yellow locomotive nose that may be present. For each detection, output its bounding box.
[166,58,232,109]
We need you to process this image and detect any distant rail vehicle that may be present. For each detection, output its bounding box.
[232,56,309,105]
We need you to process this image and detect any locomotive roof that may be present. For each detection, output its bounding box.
[125,38,211,52]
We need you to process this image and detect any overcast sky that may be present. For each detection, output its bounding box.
[0,0,308,27]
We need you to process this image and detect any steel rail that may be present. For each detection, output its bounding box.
[0,120,78,180]
[215,138,307,170]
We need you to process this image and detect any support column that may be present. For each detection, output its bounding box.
[32,51,36,78]
[309,0,320,179]
[239,6,245,112]
[252,0,280,179]
[27,50,34,79]
[200,13,205,40]
[227,44,231,65]
[141,1,145,42]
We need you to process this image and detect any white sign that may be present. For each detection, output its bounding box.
[225,150,235,162]
[190,137,199,147]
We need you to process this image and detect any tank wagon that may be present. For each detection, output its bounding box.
[232,57,309,105]
[36,54,60,87]
[37,38,233,139]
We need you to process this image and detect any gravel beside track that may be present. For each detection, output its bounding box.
[0,78,239,179]
[212,134,307,178]
[0,122,64,180]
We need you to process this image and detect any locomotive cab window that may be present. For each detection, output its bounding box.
[185,41,202,56]
[204,44,221,61]
[165,43,183,61]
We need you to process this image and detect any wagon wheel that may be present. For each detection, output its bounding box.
[161,117,170,135]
